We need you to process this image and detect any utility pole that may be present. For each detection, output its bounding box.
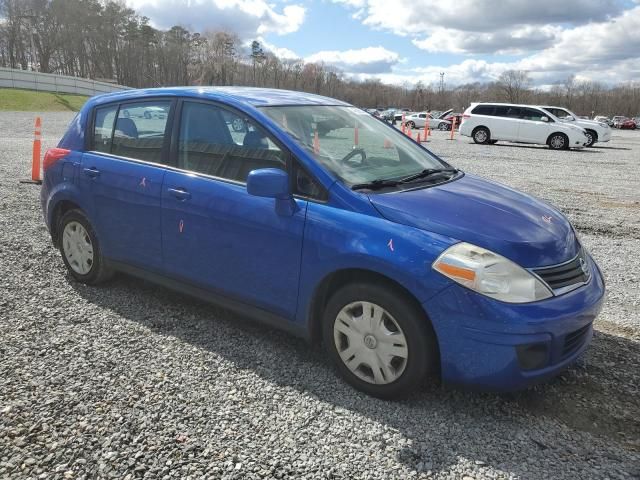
[439,72,445,93]
[17,11,37,71]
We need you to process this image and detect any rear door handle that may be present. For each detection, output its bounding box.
[167,187,191,201]
[83,167,100,178]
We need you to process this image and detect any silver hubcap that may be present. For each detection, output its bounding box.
[62,221,94,275]
[586,132,593,145]
[551,135,565,149]
[475,130,487,143]
[333,301,408,385]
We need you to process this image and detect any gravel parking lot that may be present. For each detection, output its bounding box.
[1,111,639,479]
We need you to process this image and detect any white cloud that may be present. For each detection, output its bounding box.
[345,0,625,35]
[126,0,305,38]
[348,5,640,87]
[257,37,300,60]
[305,46,401,74]
[413,26,561,55]
[337,0,627,56]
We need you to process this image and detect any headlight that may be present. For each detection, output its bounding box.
[432,243,552,303]
[599,122,608,128]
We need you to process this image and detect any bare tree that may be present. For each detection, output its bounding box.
[498,70,530,103]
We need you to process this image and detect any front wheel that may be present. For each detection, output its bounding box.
[58,209,113,285]
[323,283,438,399]
[548,132,569,150]
[585,130,597,147]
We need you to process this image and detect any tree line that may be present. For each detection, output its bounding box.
[1,0,639,117]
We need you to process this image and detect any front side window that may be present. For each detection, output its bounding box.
[260,105,449,188]
[521,108,547,121]
[178,102,285,183]
[111,101,171,163]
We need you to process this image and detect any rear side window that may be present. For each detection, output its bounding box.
[177,101,286,184]
[471,105,494,116]
[93,105,118,153]
[111,101,171,163]
[505,107,522,118]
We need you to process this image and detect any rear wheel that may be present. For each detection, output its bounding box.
[472,127,490,144]
[548,132,569,150]
[322,282,438,399]
[406,121,415,129]
[438,122,448,131]
[58,209,113,285]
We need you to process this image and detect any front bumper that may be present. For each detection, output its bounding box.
[424,254,605,391]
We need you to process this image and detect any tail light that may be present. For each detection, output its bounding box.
[43,148,70,171]
[462,114,471,118]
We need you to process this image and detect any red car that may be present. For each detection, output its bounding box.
[619,118,637,130]
[443,113,463,130]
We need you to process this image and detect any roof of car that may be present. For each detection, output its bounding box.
[88,86,351,107]
[472,102,549,109]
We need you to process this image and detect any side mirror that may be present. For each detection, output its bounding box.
[247,168,290,199]
[540,116,549,122]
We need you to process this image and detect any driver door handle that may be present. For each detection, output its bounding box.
[167,187,191,201]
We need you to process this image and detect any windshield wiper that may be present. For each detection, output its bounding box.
[398,168,458,184]
[351,168,459,191]
[351,178,401,191]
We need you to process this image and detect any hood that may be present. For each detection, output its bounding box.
[368,174,579,268]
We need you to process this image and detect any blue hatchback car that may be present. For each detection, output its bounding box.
[41,87,605,398]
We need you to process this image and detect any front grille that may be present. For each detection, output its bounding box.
[562,323,591,358]
[533,249,590,294]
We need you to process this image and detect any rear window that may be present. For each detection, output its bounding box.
[92,101,171,163]
[471,105,494,116]
[93,105,118,153]
[111,101,171,163]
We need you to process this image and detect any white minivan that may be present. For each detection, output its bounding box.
[459,103,589,150]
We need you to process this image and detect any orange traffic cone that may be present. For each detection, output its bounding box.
[448,116,457,140]
[20,116,42,184]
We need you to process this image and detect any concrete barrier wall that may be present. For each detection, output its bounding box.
[0,68,132,96]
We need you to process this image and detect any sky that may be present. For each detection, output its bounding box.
[125,0,640,89]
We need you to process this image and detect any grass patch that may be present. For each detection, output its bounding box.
[0,88,88,112]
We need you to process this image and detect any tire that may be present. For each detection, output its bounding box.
[322,282,438,399]
[585,130,597,147]
[472,127,490,144]
[406,121,415,129]
[438,122,448,131]
[548,132,569,150]
[58,209,113,285]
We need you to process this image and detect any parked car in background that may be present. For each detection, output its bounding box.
[459,103,588,150]
[618,118,637,130]
[380,109,397,122]
[404,109,453,130]
[538,106,611,147]
[594,116,613,127]
[612,116,626,128]
[443,113,463,129]
[40,87,604,398]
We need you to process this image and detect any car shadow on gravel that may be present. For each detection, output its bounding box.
[492,144,601,153]
[70,274,640,476]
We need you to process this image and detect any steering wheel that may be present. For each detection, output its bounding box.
[341,148,367,165]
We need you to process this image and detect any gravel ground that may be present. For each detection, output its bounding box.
[1,111,639,480]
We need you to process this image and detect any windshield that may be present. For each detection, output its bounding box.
[260,105,450,187]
